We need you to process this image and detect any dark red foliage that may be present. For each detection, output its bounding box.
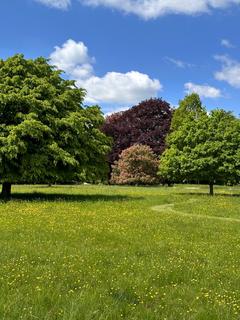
[102,98,173,165]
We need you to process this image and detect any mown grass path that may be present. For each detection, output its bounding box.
[151,200,240,223]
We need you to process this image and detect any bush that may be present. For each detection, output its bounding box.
[110,144,159,185]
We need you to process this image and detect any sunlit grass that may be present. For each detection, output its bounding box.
[0,184,239,319]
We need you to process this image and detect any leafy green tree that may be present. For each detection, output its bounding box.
[111,144,159,185]
[171,93,204,131]
[0,54,111,197]
[159,96,240,195]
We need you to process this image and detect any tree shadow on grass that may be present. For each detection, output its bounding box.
[179,192,240,198]
[2,192,143,202]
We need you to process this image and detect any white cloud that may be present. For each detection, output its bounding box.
[35,0,240,19]
[165,57,193,68]
[214,55,240,87]
[50,39,94,79]
[184,82,222,98]
[80,0,240,19]
[78,71,161,104]
[50,39,162,104]
[221,39,235,48]
[35,0,71,9]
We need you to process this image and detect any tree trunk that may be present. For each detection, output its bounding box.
[209,183,214,196]
[1,182,12,198]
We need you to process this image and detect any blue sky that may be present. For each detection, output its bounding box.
[1,0,240,115]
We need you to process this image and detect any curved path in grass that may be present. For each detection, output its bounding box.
[151,201,240,223]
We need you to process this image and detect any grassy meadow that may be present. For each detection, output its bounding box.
[0,184,240,320]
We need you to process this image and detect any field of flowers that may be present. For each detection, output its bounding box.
[0,184,239,320]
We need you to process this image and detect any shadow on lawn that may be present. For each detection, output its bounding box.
[179,192,240,198]
[5,193,142,202]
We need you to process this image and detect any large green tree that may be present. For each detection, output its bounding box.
[0,54,111,197]
[159,95,240,195]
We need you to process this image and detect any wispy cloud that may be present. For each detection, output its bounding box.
[221,39,235,48]
[35,0,71,9]
[165,57,193,69]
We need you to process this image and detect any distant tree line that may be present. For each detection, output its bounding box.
[0,55,239,197]
[104,93,239,195]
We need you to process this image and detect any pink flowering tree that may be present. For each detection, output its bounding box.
[110,144,159,185]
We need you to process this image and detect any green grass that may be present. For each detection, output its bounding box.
[0,184,240,320]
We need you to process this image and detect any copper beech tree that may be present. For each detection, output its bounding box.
[102,98,173,166]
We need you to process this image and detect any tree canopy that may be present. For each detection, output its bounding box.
[0,54,111,197]
[159,94,240,195]
[102,98,173,165]
[171,93,203,131]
